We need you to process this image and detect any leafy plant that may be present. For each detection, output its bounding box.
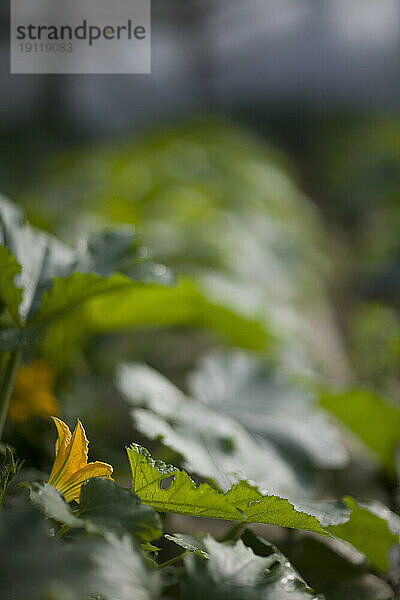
[127,443,399,573]
[117,351,347,496]
[1,115,399,599]
[178,530,322,599]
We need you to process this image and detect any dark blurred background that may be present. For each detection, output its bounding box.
[1,0,400,245]
[1,0,400,141]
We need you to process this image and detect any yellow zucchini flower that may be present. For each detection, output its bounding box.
[48,417,113,503]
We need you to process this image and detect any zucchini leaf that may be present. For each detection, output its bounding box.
[127,443,348,536]
[127,444,400,572]
[178,530,322,599]
[117,355,346,496]
[93,532,161,600]
[0,196,171,347]
[118,361,309,496]
[188,349,347,470]
[31,478,162,544]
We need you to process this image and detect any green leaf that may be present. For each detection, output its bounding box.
[33,271,138,324]
[88,278,268,350]
[0,196,171,333]
[319,388,400,475]
[127,443,349,536]
[179,531,322,599]
[30,479,162,544]
[38,277,268,371]
[189,349,347,469]
[241,529,323,599]
[165,533,208,558]
[93,532,161,600]
[0,505,93,599]
[1,503,160,600]
[78,477,162,543]
[330,497,400,573]
[118,362,310,496]
[30,483,83,528]
[127,444,399,573]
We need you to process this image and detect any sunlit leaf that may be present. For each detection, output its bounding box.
[165,533,208,558]
[118,361,309,496]
[127,444,399,572]
[127,443,349,536]
[330,497,400,572]
[179,530,322,599]
[0,196,171,345]
[189,349,348,469]
[88,278,268,350]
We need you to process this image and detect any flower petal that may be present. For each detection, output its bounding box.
[59,462,114,503]
[48,417,72,484]
[49,419,89,488]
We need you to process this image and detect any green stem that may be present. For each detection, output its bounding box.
[55,524,70,540]
[0,349,22,442]
[220,521,244,542]
[156,551,189,569]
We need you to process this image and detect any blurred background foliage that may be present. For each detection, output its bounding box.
[2,114,398,506]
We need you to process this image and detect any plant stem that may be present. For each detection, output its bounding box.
[220,521,244,542]
[55,524,70,540]
[0,349,21,442]
[156,551,189,569]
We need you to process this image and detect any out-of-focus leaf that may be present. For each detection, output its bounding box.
[31,479,162,544]
[179,531,322,599]
[0,196,171,346]
[78,477,162,543]
[330,497,400,573]
[320,388,400,475]
[189,349,348,469]
[127,443,349,536]
[165,533,208,557]
[22,119,350,379]
[88,278,269,350]
[283,536,395,600]
[30,483,83,528]
[0,505,93,600]
[118,361,308,496]
[93,532,161,600]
